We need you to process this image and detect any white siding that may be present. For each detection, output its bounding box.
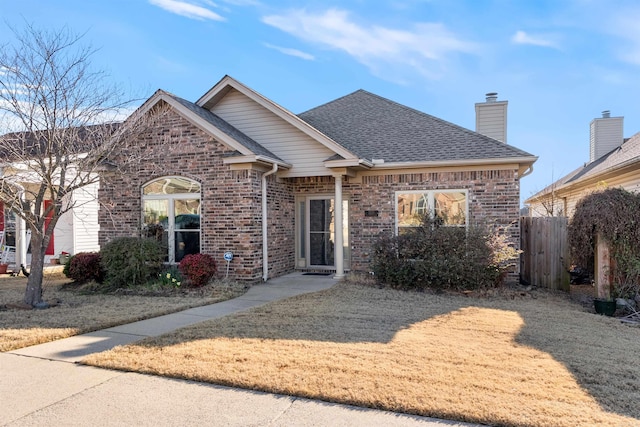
[211,89,336,177]
[55,207,74,255]
[475,101,507,143]
[71,180,101,253]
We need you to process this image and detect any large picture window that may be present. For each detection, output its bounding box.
[396,190,468,233]
[142,177,201,263]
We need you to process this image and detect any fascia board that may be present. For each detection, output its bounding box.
[324,158,374,169]
[223,155,292,169]
[369,156,538,170]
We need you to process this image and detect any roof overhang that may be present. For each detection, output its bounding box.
[366,156,537,174]
[223,154,292,169]
[525,155,640,204]
[324,158,374,169]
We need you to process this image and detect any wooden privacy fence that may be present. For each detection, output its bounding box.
[520,217,570,291]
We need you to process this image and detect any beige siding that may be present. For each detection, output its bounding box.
[211,89,336,177]
[590,117,623,162]
[475,101,507,143]
[528,171,640,218]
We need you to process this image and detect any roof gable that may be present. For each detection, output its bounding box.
[135,89,288,167]
[197,75,359,162]
[298,90,535,164]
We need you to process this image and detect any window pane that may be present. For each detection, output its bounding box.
[309,200,334,266]
[174,199,200,230]
[175,231,200,262]
[434,192,467,226]
[143,200,169,261]
[397,193,429,227]
[143,177,201,195]
[143,200,168,226]
[309,200,332,232]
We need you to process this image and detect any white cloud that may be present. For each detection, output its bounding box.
[511,30,560,49]
[263,43,315,60]
[261,8,477,82]
[607,8,640,66]
[149,0,225,21]
[220,0,260,5]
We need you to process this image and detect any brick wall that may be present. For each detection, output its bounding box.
[264,174,296,278]
[348,169,522,281]
[289,169,520,280]
[99,107,272,283]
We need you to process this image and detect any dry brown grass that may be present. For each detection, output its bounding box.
[0,273,247,352]
[84,281,640,427]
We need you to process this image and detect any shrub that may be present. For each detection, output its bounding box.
[64,252,104,283]
[371,219,519,291]
[569,188,640,299]
[100,237,165,291]
[179,253,217,287]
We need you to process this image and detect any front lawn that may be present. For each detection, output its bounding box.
[82,281,640,426]
[0,273,247,352]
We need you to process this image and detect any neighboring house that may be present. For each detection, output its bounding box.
[99,76,537,282]
[526,111,640,217]
[0,126,114,267]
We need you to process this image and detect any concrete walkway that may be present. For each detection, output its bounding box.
[1,273,480,426]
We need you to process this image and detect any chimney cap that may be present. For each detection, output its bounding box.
[602,110,611,118]
[485,92,498,102]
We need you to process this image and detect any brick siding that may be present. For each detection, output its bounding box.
[99,106,521,283]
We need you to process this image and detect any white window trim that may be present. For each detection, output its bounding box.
[141,176,201,264]
[395,189,469,235]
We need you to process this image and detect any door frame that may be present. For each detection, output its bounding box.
[295,194,349,270]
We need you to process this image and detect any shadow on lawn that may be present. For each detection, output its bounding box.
[513,301,640,421]
[103,282,640,422]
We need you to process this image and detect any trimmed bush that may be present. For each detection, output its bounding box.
[100,237,165,291]
[63,252,104,283]
[372,219,519,291]
[179,253,217,287]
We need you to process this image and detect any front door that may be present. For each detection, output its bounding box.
[297,196,349,269]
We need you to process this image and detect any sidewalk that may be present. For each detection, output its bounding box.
[1,273,479,426]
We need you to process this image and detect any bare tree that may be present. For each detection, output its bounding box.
[526,168,565,217]
[0,24,142,306]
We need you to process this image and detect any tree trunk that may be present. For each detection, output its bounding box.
[23,236,46,306]
[595,233,611,300]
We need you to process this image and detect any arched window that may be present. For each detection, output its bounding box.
[142,177,201,263]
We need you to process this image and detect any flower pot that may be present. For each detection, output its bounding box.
[594,299,617,316]
[0,264,8,274]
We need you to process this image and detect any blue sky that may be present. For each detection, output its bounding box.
[2,0,640,204]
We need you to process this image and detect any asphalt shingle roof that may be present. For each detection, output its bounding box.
[529,132,640,199]
[0,123,121,161]
[298,90,534,163]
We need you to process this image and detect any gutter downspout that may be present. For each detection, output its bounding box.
[519,164,534,179]
[262,163,278,282]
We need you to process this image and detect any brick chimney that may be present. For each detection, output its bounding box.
[590,110,623,162]
[475,92,507,143]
